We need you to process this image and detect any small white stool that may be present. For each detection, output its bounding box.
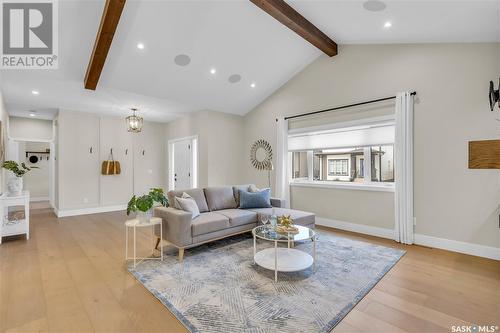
[125,217,163,267]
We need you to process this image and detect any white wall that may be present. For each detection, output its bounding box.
[0,88,8,194]
[242,43,500,249]
[165,110,244,189]
[8,117,54,141]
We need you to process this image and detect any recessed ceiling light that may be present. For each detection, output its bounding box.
[29,111,36,117]
[210,68,216,74]
[363,0,386,12]
[137,43,145,50]
[250,83,256,88]
[384,21,392,28]
[228,74,242,83]
[31,90,39,95]
[174,54,191,66]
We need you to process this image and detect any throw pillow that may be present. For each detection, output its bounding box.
[248,184,270,193]
[175,192,200,219]
[248,184,259,192]
[239,188,272,209]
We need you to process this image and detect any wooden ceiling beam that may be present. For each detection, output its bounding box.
[250,0,337,57]
[84,0,126,90]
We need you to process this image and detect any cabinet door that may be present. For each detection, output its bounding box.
[133,122,165,195]
[58,112,100,210]
[99,116,133,206]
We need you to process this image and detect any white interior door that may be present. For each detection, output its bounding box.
[173,139,192,190]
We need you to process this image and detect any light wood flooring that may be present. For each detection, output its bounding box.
[0,206,499,333]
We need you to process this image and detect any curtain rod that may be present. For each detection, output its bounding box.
[279,91,417,121]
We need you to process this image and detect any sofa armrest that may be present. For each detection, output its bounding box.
[270,197,286,208]
[153,207,193,247]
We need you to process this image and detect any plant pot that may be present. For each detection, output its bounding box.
[136,209,153,224]
[7,177,23,196]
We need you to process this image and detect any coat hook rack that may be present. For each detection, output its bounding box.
[25,150,50,157]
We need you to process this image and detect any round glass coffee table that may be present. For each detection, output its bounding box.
[252,225,316,282]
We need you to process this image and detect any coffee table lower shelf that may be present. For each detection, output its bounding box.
[254,248,314,279]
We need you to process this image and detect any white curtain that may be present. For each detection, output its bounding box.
[394,92,414,244]
[275,117,290,208]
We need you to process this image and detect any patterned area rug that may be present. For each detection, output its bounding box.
[128,231,405,333]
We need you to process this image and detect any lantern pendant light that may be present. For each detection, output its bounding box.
[126,108,143,133]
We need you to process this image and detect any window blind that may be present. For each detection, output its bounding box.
[288,124,395,151]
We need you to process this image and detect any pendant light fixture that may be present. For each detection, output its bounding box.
[126,108,143,133]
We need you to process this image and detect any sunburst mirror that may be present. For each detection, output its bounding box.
[250,139,273,170]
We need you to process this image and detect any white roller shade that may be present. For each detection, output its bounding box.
[288,125,394,151]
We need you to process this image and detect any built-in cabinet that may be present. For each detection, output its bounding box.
[58,112,100,209]
[99,116,133,206]
[57,111,165,212]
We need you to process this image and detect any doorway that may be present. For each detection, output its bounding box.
[5,139,54,211]
[168,136,198,190]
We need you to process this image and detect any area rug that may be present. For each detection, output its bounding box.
[128,231,405,333]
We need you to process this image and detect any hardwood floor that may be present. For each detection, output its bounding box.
[1,207,498,333]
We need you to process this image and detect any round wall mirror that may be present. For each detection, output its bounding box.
[250,139,272,170]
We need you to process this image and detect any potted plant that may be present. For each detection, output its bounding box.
[2,161,38,196]
[127,188,168,224]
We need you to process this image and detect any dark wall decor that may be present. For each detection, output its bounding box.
[489,78,499,111]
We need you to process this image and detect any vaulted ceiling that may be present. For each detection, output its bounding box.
[2,0,499,121]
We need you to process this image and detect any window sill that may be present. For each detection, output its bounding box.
[290,180,395,192]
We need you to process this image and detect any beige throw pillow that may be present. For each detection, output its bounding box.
[249,184,270,193]
[175,192,200,219]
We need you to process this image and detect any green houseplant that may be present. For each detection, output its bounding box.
[127,188,168,223]
[2,161,38,196]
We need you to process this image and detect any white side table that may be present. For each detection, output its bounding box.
[0,191,30,244]
[125,217,163,267]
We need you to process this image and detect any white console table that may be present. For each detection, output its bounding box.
[0,191,30,244]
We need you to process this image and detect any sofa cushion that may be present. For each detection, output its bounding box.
[232,184,251,206]
[247,208,315,227]
[175,193,200,219]
[204,187,237,211]
[191,212,230,236]
[239,189,272,209]
[216,209,258,227]
[168,188,209,213]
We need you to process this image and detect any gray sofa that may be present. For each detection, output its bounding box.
[154,185,315,260]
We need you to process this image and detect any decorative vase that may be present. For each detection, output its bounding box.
[7,177,23,196]
[136,209,153,224]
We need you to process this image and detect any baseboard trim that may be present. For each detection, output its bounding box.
[316,217,394,240]
[30,196,49,202]
[414,234,500,261]
[315,217,499,261]
[57,205,126,218]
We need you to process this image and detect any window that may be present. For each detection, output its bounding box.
[328,159,348,176]
[288,119,395,190]
[291,151,308,180]
[370,145,394,182]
